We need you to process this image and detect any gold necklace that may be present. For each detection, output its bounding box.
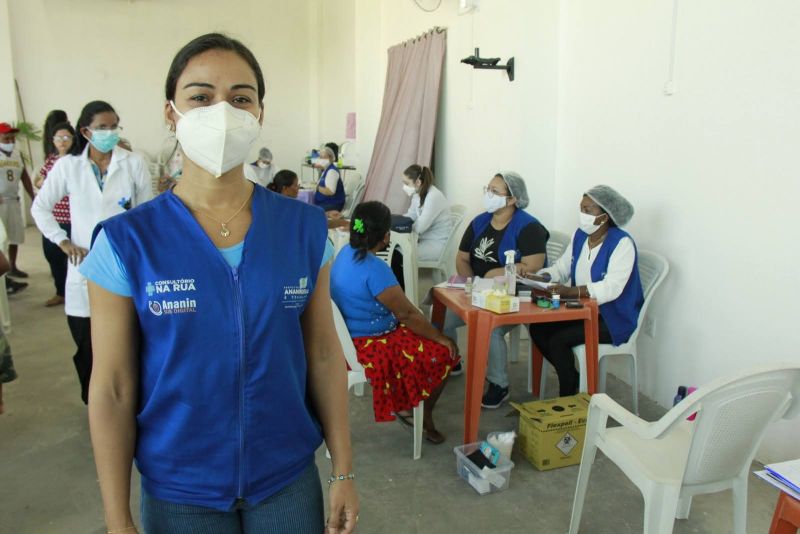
[191,187,254,238]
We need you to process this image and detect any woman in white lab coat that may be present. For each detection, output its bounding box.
[391,165,452,288]
[31,100,153,404]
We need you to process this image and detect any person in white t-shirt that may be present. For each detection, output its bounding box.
[391,165,452,288]
[0,122,36,283]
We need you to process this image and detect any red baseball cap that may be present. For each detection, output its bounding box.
[0,123,19,134]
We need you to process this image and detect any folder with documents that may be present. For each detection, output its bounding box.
[765,459,800,494]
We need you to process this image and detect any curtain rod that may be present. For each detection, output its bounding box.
[402,26,446,46]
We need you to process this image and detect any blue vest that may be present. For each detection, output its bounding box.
[471,208,545,264]
[97,186,328,510]
[314,164,345,210]
[569,227,644,346]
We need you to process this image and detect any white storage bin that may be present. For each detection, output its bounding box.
[454,442,515,495]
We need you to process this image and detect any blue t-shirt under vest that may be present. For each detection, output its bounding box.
[95,186,328,510]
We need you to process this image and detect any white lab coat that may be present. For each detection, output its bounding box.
[403,185,452,261]
[243,162,274,188]
[31,145,153,317]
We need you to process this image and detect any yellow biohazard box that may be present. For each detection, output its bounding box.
[471,291,520,314]
[510,393,591,471]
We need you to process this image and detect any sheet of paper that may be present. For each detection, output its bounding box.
[516,275,555,290]
[765,459,800,492]
[754,470,800,500]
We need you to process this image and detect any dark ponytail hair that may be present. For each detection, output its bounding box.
[165,33,265,103]
[49,122,80,156]
[267,169,298,195]
[75,100,118,152]
[404,164,434,206]
[42,109,68,158]
[349,201,391,261]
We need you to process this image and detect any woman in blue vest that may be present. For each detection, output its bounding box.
[313,146,345,211]
[528,185,643,396]
[442,172,549,409]
[79,34,358,534]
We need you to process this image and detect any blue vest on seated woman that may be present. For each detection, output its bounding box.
[569,227,644,346]
[96,186,328,510]
[314,164,345,211]
[471,208,544,264]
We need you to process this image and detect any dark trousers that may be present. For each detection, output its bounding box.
[391,249,406,290]
[67,316,92,404]
[42,223,70,297]
[529,317,613,397]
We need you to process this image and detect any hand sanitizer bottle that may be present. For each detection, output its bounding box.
[504,250,516,296]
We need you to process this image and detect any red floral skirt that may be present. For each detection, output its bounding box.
[353,325,459,423]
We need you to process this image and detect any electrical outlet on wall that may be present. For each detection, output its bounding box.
[643,316,657,338]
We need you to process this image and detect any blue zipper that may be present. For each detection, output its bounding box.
[232,268,246,500]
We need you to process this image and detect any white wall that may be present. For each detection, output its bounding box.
[317,0,356,148]
[347,0,561,223]
[555,0,800,462]
[0,0,16,122]
[7,0,315,173]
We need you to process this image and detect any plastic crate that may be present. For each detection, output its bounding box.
[454,441,515,495]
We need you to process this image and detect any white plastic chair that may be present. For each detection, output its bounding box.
[538,249,669,414]
[343,171,362,195]
[509,230,571,370]
[330,300,425,459]
[418,205,467,284]
[340,180,366,220]
[569,365,800,534]
[331,300,367,397]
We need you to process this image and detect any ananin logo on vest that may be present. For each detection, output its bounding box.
[146,278,198,316]
[282,276,310,309]
[148,298,197,316]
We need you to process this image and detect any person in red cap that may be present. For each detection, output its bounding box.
[0,122,36,287]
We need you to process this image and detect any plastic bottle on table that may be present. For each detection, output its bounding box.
[464,277,473,296]
[504,250,516,296]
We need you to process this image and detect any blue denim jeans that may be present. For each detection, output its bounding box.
[141,461,324,534]
[442,310,514,388]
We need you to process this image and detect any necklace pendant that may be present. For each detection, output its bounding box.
[220,223,231,238]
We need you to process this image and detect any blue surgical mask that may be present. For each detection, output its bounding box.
[89,129,120,153]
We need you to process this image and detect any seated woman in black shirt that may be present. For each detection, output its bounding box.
[442,172,549,409]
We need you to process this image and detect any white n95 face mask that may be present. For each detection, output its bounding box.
[0,142,14,153]
[579,211,603,235]
[402,184,416,197]
[484,191,508,213]
[171,101,261,178]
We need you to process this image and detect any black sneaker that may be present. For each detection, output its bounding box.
[481,382,509,409]
[450,361,463,376]
[6,279,28,295]
[8,268,28,279]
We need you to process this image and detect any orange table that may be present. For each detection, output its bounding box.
[431,287,599,444]
[770,492,800,534]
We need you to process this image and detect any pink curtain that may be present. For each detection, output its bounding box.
[363,29,446,213]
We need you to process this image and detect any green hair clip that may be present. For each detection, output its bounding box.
[353,218,365,234]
